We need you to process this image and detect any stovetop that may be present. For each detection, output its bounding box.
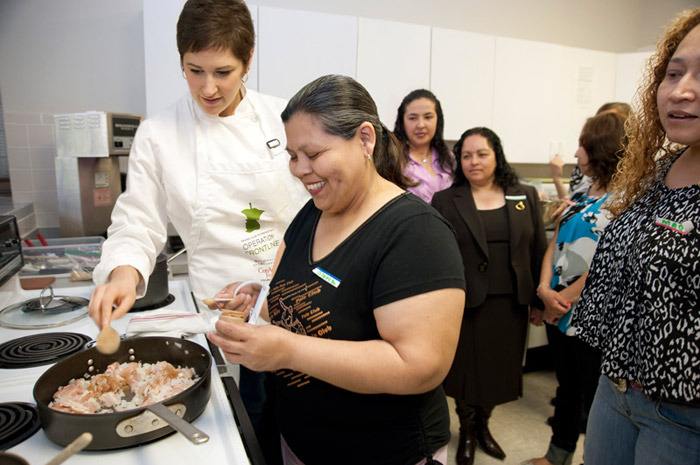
[0,278,250,464]
[0,332,92,368]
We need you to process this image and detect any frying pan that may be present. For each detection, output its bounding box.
[33,337,212,450]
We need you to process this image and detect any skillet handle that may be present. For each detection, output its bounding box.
[147,403,210,445]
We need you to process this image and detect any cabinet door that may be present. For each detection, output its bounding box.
[431,28,496,141]
[615,51,653,105]
[493,37,564,164]
[555,46,617,164]
[143,0,187,117]
[357,17,431,127]
[257,7,357,100]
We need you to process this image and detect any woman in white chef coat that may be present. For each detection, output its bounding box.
[88,0,307,460]
[90,0,307,319]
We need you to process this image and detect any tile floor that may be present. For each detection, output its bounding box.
[445,370,585,465]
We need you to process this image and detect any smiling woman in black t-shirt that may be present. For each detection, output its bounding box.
[207,75,466,465]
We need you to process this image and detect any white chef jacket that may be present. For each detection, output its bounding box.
[93,88,309,300]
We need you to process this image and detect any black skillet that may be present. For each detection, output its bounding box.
[32,336,212,450]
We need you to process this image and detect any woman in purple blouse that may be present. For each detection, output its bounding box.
[394,89,454,203]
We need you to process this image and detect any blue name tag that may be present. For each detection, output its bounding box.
[312,267,341,288]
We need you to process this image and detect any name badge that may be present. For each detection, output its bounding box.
[312,267,341,288]
[505,195,526,211]
[655,217,694,235]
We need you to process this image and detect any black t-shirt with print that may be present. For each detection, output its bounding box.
[269,193,466,465]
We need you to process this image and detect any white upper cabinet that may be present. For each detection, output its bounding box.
[248,6,260,93]
[431,28,496,141]
[357,18,431,128]
[142,4,647,165]
[257,7,357,100]
[493,37,564,164]
[143,0,188,117]
[615,51,653,106]
[492,37,616,164]
[555,46,617,164]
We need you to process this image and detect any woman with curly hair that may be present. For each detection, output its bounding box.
[571,8,700,465]
[432,127,547,465]
[393,89,454,203]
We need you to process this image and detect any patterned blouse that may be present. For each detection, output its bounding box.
[567,165,586,194]
[551,180,611,335]
[572,151,700,403]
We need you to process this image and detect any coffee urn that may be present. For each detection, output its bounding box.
[54,111,142,237]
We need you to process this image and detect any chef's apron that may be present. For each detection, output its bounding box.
[186,94,306,300]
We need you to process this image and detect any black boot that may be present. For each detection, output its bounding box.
[455,402,477,465]
[475,406,506,460]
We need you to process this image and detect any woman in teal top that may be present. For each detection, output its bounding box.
[526,110,627,465]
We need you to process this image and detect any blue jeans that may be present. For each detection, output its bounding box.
[585,375,700,465]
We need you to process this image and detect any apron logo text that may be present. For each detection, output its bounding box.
[242,230,281,257]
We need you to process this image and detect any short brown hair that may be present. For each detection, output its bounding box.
[596,102,631,117]
[176,0,255,67]
[579,111,627,190]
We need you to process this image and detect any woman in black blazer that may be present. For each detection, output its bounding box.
[432,127,547,465]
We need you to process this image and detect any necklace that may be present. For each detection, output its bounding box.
[412,149,429,163]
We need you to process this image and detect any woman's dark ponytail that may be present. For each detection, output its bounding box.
[282,75,413,188]
[374,123,414,188]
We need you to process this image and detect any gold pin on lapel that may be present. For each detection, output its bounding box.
[515,201,525,211]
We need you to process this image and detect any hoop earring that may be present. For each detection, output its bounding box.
[242,72,249,83]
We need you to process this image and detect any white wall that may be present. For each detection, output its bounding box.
[0,0,146,115]
[0,0,148,229]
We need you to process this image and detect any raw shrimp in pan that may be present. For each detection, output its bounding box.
[50,361,196,414]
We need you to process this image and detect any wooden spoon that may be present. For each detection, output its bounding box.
[45,432,93,465]
[96,324,120,354]
[202,297,233,307]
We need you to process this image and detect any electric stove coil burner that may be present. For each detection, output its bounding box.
[131,293,175,312]
[0,402,40,451]
[0,333,91,369]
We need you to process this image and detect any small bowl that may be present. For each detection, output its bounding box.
[0,452,30,465]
